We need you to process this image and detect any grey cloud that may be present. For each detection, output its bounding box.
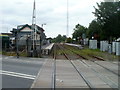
[0,0,102,38]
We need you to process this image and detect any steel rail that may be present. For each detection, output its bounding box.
[64,44,120,77]
[88,56,120,76]
[58,44,95,90]
[77,60,118,89]
[59,44,119,89]
[93,61,120,77]
[66,44,119,89]
[63,45,88,60]
[51,44,56,90]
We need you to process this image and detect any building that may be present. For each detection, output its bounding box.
[10,24,46,56]
[0,33,13,51]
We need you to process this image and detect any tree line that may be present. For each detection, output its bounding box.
[72,1,120,42]
[51,1,120,43]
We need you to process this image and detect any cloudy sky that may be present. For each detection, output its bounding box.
[0,0,104,38]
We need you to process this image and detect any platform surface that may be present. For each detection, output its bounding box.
[42,43,54,50]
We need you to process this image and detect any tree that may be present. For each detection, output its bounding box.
[62,35,67,42]
[93,2,120,40]
[87,20,101,40]
[51,34,67,43]
[72,24,88,41]
[66,37,72,43]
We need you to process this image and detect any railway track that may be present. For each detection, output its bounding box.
[52,44,56,90]
[56,44,96,89]
[56,44,118,89]
[72,60,118,89]
[62,44,120,77]
[50,43,118,89]
[30,43,118,89]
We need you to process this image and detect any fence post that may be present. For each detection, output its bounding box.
[116,42,120,56]
[108,44,112,54]
[112,42,116,54]
[89,40,97,49]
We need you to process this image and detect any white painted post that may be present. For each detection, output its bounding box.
[116,42,120,56]
[102,41,109,52]
[112,42,116,54]
[108,44,112,54]
[84,38,88,45]
[89,40,97,49]
[100,41,103,51]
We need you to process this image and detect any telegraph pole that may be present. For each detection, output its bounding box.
[67,0,69,37]
[32,0,37,57]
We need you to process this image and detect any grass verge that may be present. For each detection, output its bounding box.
[65,45,119,61]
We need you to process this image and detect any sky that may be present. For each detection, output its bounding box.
[0,0,105,38]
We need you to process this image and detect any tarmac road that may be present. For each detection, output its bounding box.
[1,55,45,88]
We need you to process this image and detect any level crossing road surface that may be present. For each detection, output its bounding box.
[1,55,46,88]
[0,55,119,89]
[32,59,119,89]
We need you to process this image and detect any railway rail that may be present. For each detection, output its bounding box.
[62,44,119,77]
[31,43,118,89]
[53,43,118,89]
[56,44,96,89]
[52,44,56,90]
[29,44,119,90]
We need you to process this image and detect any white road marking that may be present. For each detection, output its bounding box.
[1,70,36,77]
[9,56,14,57]
[0,70,36,80]
[4,57,9,59]
[3,56,14,59]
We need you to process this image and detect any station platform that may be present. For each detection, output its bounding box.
[65,43,83,49]
[41,43,54,55]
